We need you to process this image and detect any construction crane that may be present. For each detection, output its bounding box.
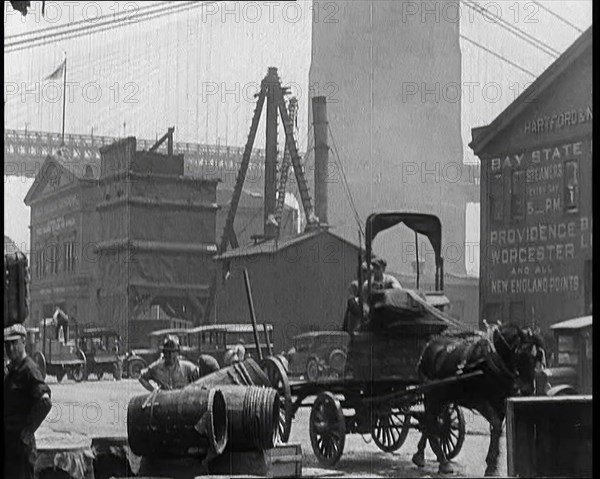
[202,68,319,324]
[219,67,318,253]
[273,96,298,237]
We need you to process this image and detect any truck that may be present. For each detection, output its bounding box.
[32,309,86,382]
[535,315,593,396]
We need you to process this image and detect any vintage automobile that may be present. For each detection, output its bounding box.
[33,309,87,382]
[536,315,593,396]
[123,327,194,379]
[286,331,350,381]
[187,323,274,367]
[79,326,123,380]
[123,323,275,378]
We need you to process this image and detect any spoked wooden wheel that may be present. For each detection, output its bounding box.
[264,356,293,444]
[306,357,320,382]
[310,391,346,467]
[371,407,411,452]
[438,403,465,460]
[34,353,47,380]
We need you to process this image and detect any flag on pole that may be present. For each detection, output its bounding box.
[44,57,66,81]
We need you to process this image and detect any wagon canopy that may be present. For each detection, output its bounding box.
[365,212,442,267]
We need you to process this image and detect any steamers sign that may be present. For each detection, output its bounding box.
[486,137,592,299]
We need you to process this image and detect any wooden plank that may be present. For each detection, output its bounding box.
[507,396,592,477]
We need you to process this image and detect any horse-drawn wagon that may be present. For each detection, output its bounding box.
[274,212,545,475]
[271,213,468,466]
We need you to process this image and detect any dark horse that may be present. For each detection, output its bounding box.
[411,323,545,476]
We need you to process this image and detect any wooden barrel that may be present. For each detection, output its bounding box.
[217,385,280,451]
[127,386,228,459]
[189,358,270,388]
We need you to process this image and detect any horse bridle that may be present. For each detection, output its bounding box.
[488,327,522,380]
[490,326,544,386]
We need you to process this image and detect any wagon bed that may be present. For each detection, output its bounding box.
[276,358,482,467]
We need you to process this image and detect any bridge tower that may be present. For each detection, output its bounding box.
[309,0,476,276]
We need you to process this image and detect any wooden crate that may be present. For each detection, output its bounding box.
[506,395,592,478]
[209,444,302,478]
[264,443,302,478]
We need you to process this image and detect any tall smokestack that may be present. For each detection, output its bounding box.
[312,96,328,225]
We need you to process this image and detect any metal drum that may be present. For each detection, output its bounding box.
[217,385,280,451]
[127,386,228,459]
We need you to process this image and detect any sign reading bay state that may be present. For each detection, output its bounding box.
[490,138,592,219]
[487,136,592,297]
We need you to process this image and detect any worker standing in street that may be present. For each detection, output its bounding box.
[4,323,52,479]
[139,335,200,392]
[224,338,246,366]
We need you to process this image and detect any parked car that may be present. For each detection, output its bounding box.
[536,315,593,396]
[187,323,274,366]
[79,327,123,380]
[285,331,350,382]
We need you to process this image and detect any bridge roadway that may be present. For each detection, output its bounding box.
[4,129,269,190]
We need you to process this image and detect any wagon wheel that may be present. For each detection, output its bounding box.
[264,356,293,444]
[328,349,347,376]
[438,403,465,460]
[371,407,411,452]
[72,350,87,383]
[127,359,145,379]
[306,357,321,382]
[34,353,47,380]
[310,391,346,467]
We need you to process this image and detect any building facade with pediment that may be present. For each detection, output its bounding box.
[24,140,222,347]
[24,151,102,326]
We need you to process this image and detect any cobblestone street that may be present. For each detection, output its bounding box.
[37,378,508,477]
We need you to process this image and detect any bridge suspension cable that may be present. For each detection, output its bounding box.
[5,1,217,53]
[461,0,560,59]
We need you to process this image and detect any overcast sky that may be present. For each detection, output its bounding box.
[4,1,593,273]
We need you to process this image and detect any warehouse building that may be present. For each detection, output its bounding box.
[470,27,592,342]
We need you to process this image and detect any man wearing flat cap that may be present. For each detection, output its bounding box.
[4,323,52,479]
[139,334,201,392]
[370,256,402,290]
[361,256,402,300]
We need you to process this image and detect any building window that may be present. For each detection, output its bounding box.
[40,246,48,277]
[63,236,77,272]
[564,160,579,213]
[511,170,526,220]
[489,172,504,223]
[48,241,59,276]
[35,246,42,279]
